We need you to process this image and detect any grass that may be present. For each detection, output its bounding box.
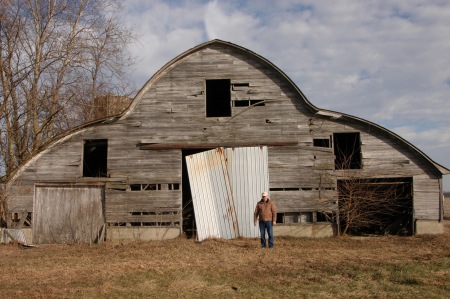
[1,224,449,299]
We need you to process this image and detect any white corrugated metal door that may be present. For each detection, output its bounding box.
[226,146,268,238]
[185,146,269,241]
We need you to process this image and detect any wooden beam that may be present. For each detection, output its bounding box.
[137,142,297,150]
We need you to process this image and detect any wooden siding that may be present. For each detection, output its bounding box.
[272,190,337,213]
[413,175,440,220]
[105,189,181,224]
[6,41,444,235]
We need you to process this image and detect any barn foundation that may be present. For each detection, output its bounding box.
[415,220,444,235]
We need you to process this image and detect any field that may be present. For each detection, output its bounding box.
[1,223,449,299]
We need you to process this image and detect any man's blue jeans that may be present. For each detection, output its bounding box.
[259,221,274,248]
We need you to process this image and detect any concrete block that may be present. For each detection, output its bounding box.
[106,227,180,241]
[415,220,444,235]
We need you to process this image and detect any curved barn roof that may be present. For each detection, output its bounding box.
[121,39,449,175]
[6,39,449,186]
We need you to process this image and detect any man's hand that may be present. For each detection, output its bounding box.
[254,221,257,226]
[273,221,276,225]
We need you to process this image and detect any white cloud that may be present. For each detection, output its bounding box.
[204,0,260,43]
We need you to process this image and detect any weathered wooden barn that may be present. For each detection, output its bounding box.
[5,39,449,244]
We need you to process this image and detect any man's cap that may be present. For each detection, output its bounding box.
[262,192,268,197]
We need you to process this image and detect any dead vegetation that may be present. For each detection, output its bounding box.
[1,224,449,298]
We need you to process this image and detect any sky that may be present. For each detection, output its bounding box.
[121,0,450,190]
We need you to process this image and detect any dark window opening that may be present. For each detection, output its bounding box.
[234,100,249,107]
[10,212,32,227]
[83,139,107,177]
[143,184,160,190]
[168,183,180,190]
[109,183,179,192]
[333,133,361,169]
[130,184,141,191]
[317,212,333,222]
[270,187,336,191]
[206,79,231,117]
[270,187,300,191]
[250,100,265,106]
[233,99,265,107]
[314,138,330,148]
[277,212,317,224]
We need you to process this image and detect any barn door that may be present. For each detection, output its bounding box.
[33,184,105,244]
[226,146,268,238]
[185,146,268,241]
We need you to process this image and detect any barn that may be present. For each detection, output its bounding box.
[5,39,449,244]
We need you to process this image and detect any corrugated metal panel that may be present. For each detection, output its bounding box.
[1,229,27,244]
[186,146,269,241]
[226,146,269,238]
[185,148,239,241]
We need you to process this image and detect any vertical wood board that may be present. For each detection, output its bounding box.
[33,185,104,244]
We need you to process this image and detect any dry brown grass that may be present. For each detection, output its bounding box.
[1,223,449,298]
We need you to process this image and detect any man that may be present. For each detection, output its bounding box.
[254,191,277,249]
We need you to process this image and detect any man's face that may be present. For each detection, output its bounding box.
[263,196,268,202]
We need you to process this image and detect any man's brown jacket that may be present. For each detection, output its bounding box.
[254,199,276,223]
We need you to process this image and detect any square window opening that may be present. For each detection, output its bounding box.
[333,132,361,169]
[206,79,231,117]
[313,138,330,148]
[83,139,107,177]
[233,100,250,107]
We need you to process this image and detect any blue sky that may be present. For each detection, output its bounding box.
[121,0,450,190]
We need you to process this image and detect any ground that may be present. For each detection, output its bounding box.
[0,222,449,298]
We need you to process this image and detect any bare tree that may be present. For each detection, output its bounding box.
[0,0,136,182]
[0,183,6,226]
[337,177,413,235]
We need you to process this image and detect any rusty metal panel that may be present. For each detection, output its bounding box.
[185,148,239,241]
[186,147,268,241]
[226,146,268,238]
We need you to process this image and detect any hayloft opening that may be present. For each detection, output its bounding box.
[333,133,361,169]
[83,139,107,177]
[206,79,231,117]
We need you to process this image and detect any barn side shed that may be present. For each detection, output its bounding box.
[5,39,449,243]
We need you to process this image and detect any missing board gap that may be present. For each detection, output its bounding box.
[232,82,249,90]
[233,99,265,107]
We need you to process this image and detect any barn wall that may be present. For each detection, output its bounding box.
[6,42,445,239]
[8,126,183,233]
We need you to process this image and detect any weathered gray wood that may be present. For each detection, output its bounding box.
[33,185,104,244]
[6,40,446,239]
